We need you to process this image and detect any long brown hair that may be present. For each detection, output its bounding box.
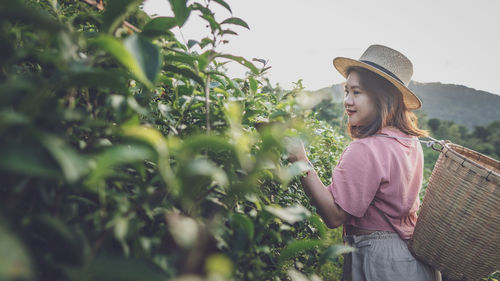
[346,66,428,139]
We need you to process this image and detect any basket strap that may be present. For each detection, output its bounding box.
[374,134,444,152]
[370,201,400,235]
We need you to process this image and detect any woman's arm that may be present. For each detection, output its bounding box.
[286,138,350,228]
[300,167,350,228]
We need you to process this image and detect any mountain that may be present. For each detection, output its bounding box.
[314,82,500,129]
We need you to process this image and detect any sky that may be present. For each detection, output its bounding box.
[142,0,500,95]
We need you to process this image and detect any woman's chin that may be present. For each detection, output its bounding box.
[348,122,366,127]
[347,119,359,126]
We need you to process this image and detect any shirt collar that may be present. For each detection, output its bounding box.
[378,127,416,147]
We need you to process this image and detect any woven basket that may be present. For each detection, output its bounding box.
[409,142,500,281]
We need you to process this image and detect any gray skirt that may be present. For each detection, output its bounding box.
[342,231,441,281]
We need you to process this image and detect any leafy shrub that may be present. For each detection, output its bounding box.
[0,1,349,280]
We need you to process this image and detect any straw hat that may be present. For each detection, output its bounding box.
[333,44,422,110]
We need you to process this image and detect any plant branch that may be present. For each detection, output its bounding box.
[205,76,211,133]
[80,0,141,32]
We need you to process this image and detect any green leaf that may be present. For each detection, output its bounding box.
[87,143,155,184]
[187,39,199,49]
[102,0,143,33]
[205,254,234,278]
[66,67,129,91]
[219,29,238,36]
[252,58,268,65]
[319,244,355,265]
[67,195,98,207]
[186,159,229,187]
[39,134,89,183]
[88,256,167,281]
[197,54,209,71]
[142,17,177,38]
[124,34,161,85]
[164,65,205,87]
[127,96,148,115]
[0,221,34,280]
[270,109,289,120]
[308,214,328,239]
[212,0,232,13]
[225,77,244,96]
[209,73,228,88]
[0,145,61,179]
[157,74,174,87]
[279,239,322,264]
[0,110,28,126]
[164,53,198,68]
[190,3,213,18]
[230,213,254,240]
[121,126,168,156]
[220,17,250,29]
[199,50,216,70]
[249,77,258,92]
[0,0,62,31]
[114,217,129,241]
[166,214,199,248]
[122,126,178,192]
[169,0,191,27]
[264,204,311,224]
[281,161,312,183]
[216,54,259,74]
[89,35,156,88]
[200,13,220,33]
[181,135,236,156]
[287,269,320,281]
[200,37,215,48]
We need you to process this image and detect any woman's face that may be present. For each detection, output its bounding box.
[343,71,377,126]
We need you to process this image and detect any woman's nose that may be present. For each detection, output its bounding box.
[344,93,354,106]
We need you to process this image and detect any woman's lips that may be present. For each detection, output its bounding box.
[346,109,356,116]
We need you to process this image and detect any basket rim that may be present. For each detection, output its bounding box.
[441,142,500,184]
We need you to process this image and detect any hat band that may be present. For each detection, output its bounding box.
[360,60,404,84]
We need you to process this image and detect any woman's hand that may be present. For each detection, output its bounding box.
[284,137,308,163]
[285,138,349,229]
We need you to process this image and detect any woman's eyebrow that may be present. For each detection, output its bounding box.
[345,85,362,90]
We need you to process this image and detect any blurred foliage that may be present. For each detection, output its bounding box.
[0,0,350,280]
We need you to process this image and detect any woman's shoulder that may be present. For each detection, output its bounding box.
[341,135,392,165]
[345,136,381,155]
[349,127,417,149]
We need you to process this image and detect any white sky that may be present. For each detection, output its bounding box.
[142,0,500,95]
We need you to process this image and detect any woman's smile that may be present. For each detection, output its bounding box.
[346,108,357,116]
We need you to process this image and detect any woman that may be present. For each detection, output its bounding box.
[287,45,441,281]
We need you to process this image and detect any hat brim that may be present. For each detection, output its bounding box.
[333,57,422,110]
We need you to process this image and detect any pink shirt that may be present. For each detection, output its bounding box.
[327,127,424,239]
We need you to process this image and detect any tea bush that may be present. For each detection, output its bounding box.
[0,1,349,280]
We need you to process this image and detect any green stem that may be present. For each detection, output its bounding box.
[205,76,211,133]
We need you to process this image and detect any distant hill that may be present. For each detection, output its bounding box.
[313,82,500,129]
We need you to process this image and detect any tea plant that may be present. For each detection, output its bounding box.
[0,1,349,280]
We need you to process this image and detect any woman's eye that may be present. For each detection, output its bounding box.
[353,91,360,95]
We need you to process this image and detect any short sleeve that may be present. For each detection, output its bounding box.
[327,141,384,218]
